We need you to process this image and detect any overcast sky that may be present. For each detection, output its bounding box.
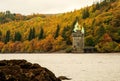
[0,0,96,15]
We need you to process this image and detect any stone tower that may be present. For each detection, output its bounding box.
[72,21,84,53]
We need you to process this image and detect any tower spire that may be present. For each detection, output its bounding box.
[81,26,84,34]
[73,21,82,32]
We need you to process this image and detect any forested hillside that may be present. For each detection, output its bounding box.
[0,0,119,53]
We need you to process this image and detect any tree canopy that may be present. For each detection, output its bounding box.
[0,0,119,53]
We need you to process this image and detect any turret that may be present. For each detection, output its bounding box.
[72,21,84,53]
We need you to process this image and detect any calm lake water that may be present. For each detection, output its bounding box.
[1,53,120,81]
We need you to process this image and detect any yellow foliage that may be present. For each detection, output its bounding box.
[52,36,66,51]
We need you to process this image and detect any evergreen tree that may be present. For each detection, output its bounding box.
[0,30,2,36]
[4,11,15,22]
[4,30,10,44]
[32,28,35,39]
[82,8,89,19]
[85,35,95,46]
[96,2,100,10]
[95,25,106,43]
[28,28,32,41]
[62,27,67,40]
[54,25,60,39]
[14,32,22,41]
[28,28,35,41]
[62,26,72,45]
[38,27,44,40]
[98,25,106,37]
[0,30,2,41]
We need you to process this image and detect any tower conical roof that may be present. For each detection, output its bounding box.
[81,26,84,34]
[73,21,81,32]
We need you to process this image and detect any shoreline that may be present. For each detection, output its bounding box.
[0,52,120,54]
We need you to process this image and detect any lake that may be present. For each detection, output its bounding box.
[0,53,120,81]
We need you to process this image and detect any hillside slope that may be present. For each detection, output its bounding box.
[0,0,119,53]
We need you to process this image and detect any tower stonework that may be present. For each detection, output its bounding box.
[72,21,84,53]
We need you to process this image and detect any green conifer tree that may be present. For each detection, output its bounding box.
[62,27,67,40]
[54,25,60,39]
[14,32,22,41]
[82,8,89,19]
[38,27,44,40]
[28,28,32,41]
[0,30,2,41]
[4,30,10,44]
[32,28,35,39]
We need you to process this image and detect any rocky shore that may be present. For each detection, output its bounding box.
[0,60,61,81]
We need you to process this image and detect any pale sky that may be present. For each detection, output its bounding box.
[0,0,96,15]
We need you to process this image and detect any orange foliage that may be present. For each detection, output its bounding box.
[0,0,120,53]
[42,34,54,52]
[103,33,112,42]
[52,36,66,51]
[0,42,4,52]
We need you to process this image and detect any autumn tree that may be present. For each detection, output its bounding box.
[95,33,118,52]
[42,34,54,52]
[111,13,120,27]
[1,44,9,53]
[103,33,112,42]
[0,42,4,52]
[52,36,66,51]
[14,14,25,20]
